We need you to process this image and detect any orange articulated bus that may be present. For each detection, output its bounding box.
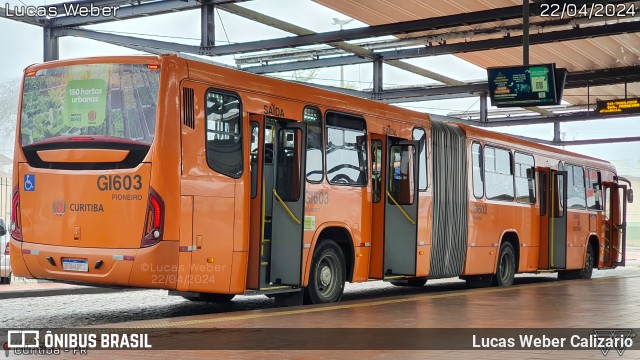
[10,54,632,305]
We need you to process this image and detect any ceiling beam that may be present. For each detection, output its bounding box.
[54,27,198,53]
[207,4,530,56]
[235,13,626,65]
[551,136,640,145]
[482,111,640,127]
[242,20,640,73]
[0,5,41,26]
[208,1,634,56]
[45,0,249,27]
[219,3,462,85]
[313,66,640,102]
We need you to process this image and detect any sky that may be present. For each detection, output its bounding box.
[1,0,639,176]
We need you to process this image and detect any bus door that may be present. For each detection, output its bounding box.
[383,138,420,276]
[369,134,386,278]
[603,182,628,267]
[270,121,307,286]
[537,167,568,269]
[247,114,265,289]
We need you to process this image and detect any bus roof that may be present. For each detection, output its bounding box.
[458,123,615,171]
[25,54,615,173]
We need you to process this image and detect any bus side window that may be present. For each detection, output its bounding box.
[276,128,302,202]
[587,169,602,211]
[304,107,323,183]
[204,90,242,178]
[325,112,368,186]
[412,128,427,191]
[471,142,484,198]
[485,146,514,201]
[566,164,586,209]
[371,140,382,202]
[515,152,535,203]
[555,173,565,218]
[249,122,259,198]
[388,144,415,205]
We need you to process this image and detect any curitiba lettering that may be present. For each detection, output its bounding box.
[70,203,104,212]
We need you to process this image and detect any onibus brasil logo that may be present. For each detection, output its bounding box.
[593,329,637,356]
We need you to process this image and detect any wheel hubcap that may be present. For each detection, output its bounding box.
[320,265,332,286]
[316,254,339,297]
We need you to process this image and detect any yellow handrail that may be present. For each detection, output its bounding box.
[273,189,301,225]
[386,191,416,225]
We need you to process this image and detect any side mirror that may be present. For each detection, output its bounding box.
[628,189,634,204]
[0,219,6,237]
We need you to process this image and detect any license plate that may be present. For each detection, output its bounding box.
[62,258,89,272]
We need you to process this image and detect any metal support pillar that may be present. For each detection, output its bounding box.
[373,57,383,98]
[553,122,561,143]
[201,3,215,47]
[480,93,488,125]
[43,27,59,62]
[522,0,529,65]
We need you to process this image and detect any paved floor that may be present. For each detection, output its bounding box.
[0,281,127,299]
[18,273,632,360]
[4,248,640,359]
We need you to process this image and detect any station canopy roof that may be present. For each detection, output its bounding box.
[315,0,640,106]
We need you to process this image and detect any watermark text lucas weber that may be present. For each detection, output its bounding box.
[4,3,119,17]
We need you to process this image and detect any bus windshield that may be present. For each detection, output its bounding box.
[20,63,160,146]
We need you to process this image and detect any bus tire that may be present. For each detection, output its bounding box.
[390,278,427,287]
[493,242,516,287]
[0,276,10,285]
[558,245,595,280]
[183,293,235,303]
[304,240,346,304]
[577,245,595,279]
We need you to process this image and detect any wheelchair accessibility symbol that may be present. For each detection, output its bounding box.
[24,174,35,192]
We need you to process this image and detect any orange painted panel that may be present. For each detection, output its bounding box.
[566,211,590,270]
[415,244,430,277]
[176,195,194,291]
[415,193,432,277]
[353,247,371,282]
[301,183,366,285]
[9,239,30,278]
[368,134,386,279]
[129,241,180,289]
[527,246,539,271]
[466,247,498,275]
[188,196,235,294]
[18,163,151,249]
[18,241,177,287]
[229,251,248,294]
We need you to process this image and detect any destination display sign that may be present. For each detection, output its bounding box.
[596,98,640,115]
[487,64,563,108]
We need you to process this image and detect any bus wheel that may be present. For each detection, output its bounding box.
[493,242,516,287]
[558,245,595,280]
[577,245,594,279]
[183,293,235,303]
[0,276,10,285]
[390,278,427,287]
[304,240,346,304]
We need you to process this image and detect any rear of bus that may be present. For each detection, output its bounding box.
[10,56,181,288]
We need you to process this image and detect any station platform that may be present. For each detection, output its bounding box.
[80,273,640,359]
[0,281,127,299]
